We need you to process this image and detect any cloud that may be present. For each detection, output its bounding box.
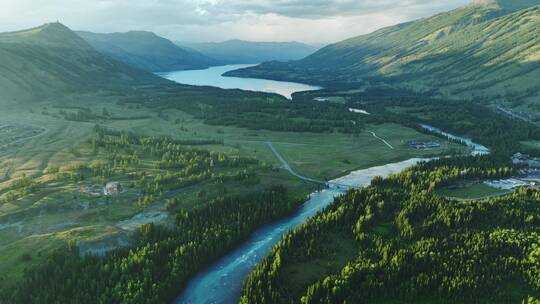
[202,0,468,19]
[0,0,472,43]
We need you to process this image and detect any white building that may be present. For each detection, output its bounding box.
[104,182,122,196]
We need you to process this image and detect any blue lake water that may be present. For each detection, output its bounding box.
[174,158,427,304]
[159,64,321,99]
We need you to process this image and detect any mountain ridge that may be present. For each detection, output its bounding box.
[180,39,320,64]
[226,1,540,104]
[77,30,218,72]
[0,22,91,49]
[0,23,166,102]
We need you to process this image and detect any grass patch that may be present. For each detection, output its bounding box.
[436,183,506,199]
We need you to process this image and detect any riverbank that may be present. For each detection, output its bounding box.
[174,122,493,303]
[175,158,427,304]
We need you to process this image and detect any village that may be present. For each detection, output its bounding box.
[82,181,123,197]
[408,140,442,150]
[484,153,540,190]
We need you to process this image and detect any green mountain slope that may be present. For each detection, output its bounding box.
[77,31,218,72]
[0,23,165,102]
[181,40,320,64]
[227,1,540,102]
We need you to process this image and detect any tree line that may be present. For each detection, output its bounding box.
[240,156,540,303]
[5,186,303,304]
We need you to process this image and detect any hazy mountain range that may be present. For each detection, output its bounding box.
[1,0,539,105]
[179,40,321,64]
[227,0,540,103]
[76,31,321,72]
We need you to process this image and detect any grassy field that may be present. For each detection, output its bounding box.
[0,94,460,292]
[98,106,462,180]
[436,183,507,199]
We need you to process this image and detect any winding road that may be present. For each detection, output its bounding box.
[265,131,395,189]
[265,142,323,184]
[367,131,394,149]
[265,142,353,189]
[496,106,540,128]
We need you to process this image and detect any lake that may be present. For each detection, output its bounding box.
[159,64,321,99]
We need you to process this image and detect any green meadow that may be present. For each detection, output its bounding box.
[0,93,460,291]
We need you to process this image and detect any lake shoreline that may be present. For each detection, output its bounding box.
[159,64,321,99]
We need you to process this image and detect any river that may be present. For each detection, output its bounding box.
[420,124,490,156]
[175,158,427,304]
[160,68,490,303]
[160,64,321,99]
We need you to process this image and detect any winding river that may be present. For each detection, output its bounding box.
[175,158,427,304]
[160,64,321,99]
[158,68,491,303]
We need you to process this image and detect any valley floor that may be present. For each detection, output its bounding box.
[0,94,458,292]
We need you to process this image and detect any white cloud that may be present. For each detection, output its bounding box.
[0,0,471,43]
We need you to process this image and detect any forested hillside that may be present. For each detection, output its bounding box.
[227,0,540,104]
[240,156,540,303]
[78,31,218,72]
[0,23,164,102]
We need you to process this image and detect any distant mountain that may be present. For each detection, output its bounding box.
[77,31,218,72]
[227,1,540,102]
[0,23,164,102]
[472,0,540,11]
[180,40,321,64]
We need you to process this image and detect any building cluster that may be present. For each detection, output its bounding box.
[511,153,540,168]
[104,182,123,196]
[409,141,441,150]
[484,154,540,190]
[484,178,535,190]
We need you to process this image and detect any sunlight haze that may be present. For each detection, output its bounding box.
[0,0,470,43]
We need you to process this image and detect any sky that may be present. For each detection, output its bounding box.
[0,0,472,44]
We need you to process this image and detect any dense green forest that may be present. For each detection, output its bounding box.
[295,87,540,155]
[120,87,373,133]
[5,186,302,304]
[239,156,540,303]
[122,85,540,149]
[7,83,540,304]
[365,98,540,155]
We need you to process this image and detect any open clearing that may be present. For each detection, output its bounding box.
[436,183,508,200]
